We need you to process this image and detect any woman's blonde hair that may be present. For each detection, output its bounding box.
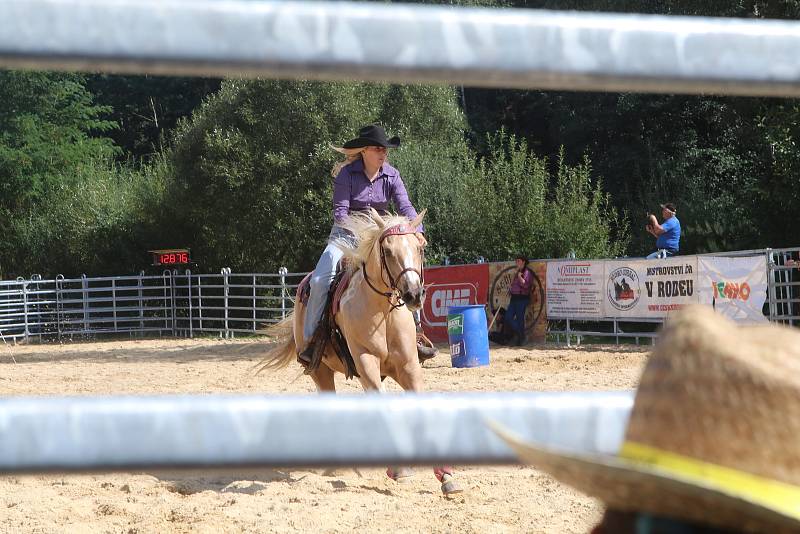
[330,145,366,177]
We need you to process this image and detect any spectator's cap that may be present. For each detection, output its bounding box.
[660,202,677,214]
[490,306,800,533]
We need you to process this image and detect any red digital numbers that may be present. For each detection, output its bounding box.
[152,250,190,266]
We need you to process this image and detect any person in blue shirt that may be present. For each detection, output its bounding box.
[645,202,681,259]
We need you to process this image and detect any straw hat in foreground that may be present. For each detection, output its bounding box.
[493,305,800,533]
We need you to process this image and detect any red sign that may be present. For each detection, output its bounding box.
[422,264,490,341]
[149,249,191,266]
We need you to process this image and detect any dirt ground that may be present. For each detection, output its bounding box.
[0,337,649,534]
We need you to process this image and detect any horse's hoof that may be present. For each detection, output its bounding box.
[440,473,463,496]
[386,467,415,483]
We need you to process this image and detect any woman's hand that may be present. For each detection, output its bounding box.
[416,233,427,247]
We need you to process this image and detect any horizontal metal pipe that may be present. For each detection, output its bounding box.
[2,1,800,96]
[0,392,632,473]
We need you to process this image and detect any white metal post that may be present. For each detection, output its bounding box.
[55,274,64,340]
[197,276,203,332]
[766,249,777,323]
[81,274,88,334]
[111,278,117,332]
[170,269,177,336]
[186,269,193,338]
[279,266,288,320]
[138,270,144,334]
[222,267,230,339]
[22,280,29,342]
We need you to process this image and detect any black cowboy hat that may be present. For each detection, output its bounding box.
[342,125,401,149]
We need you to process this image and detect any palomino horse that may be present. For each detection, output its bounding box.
[260,209,462,495]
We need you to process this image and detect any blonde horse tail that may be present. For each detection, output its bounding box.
[256,313,297,373]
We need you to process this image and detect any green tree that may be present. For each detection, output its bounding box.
[0,70,119,276]
[86,74,221,160]
[394,132,628,262]
[0,70,117,211]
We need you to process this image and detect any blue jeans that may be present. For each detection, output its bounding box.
[304,241,345,342]
[506,295,529,338]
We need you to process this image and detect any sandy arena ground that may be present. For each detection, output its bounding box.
[0,337,649,533]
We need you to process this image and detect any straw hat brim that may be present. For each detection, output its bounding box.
[492,423,800,533]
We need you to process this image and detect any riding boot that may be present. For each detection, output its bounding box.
[298,342,315,368]
[416,327,438,363]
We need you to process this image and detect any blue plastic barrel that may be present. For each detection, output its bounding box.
[447,304,490,368]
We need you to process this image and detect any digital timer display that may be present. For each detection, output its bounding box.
[149,249,191,266]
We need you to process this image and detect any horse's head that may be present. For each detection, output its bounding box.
[369,209,427,311]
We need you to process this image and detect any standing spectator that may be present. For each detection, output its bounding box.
[646,202,681,259]
[507,255,533,346]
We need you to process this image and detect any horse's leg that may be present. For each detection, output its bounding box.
[309,362,336,393]
[353,350,383,392]
[349,350,415,483]
[394,360,464,496]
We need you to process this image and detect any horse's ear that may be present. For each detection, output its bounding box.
[410,209,427,230]
[369,208,386,229]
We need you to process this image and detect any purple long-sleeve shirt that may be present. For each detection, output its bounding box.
[333,159,423,232]
[509,268,533,296]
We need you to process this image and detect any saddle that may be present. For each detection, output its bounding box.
[297,266,360,379]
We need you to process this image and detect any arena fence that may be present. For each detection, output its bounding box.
[3,245,797,345]
[0,0,799,472]
[0,269,306,343]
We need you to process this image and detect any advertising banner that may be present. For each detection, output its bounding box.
[604,257,698,318]
[546,261,604,318]
[421,263,489,341]
[697,256,768,323]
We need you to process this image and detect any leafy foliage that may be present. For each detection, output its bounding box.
[395,133,628,263]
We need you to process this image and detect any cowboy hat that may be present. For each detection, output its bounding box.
[342,124,400,149]
[492,305,800,533]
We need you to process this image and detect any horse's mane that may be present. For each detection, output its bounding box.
[330,210,417,272]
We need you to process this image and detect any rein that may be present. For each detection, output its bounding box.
[361,223,424,310]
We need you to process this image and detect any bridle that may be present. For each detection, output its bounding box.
[362,223,425,310]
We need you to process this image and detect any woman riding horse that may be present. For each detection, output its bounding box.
[299,124,437,367]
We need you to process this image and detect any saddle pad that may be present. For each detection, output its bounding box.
[331,269,354,317]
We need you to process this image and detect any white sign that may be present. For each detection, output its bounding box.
[604,258,698,318]
[697,256,767,323]
[546,261,604,317]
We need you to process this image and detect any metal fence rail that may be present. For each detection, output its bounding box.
[4,1,800,97]
[0,269,306,342]
[0,391,633,473]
